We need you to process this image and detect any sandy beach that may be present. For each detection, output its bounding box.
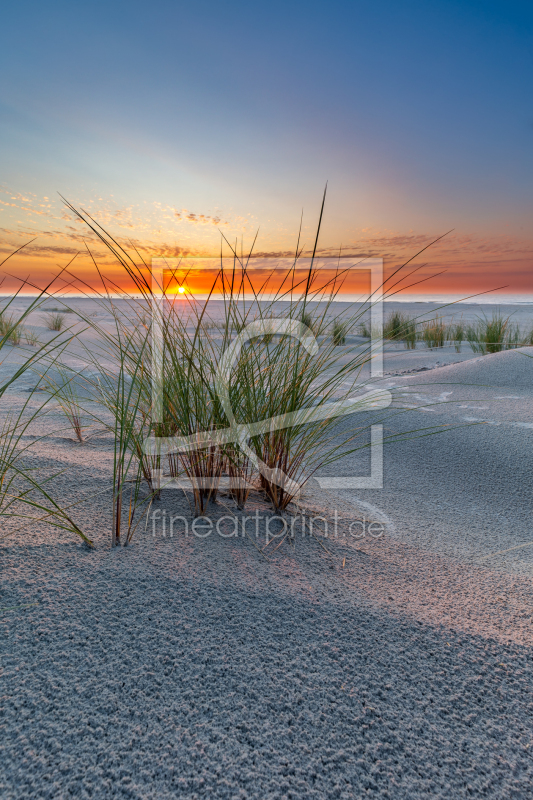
[2,300,533,798]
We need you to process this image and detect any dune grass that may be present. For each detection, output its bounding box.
[466,312,515,354]
[331,319,349,346]
[43,312,67,332]
[8,214,512,550]
[0,265,91,545]
[74,302,159,545]
[52,196,476,542]
[59,193,460,530]
[58,197,399,520]
[421,316,446,349]
[0,392,90,544]
[24,327,40,347]
[358,311,531,355]
[0,312,23,345]
[359,313,417,347]
[383,311,404,340]
[482,313,510,354]
[383,312,417,349]
[42,366,89,443]
[357,320,380,339]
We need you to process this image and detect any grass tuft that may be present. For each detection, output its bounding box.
[55,195,471,532]
[466,312,513,354]
[383,312,417,349]
[332,319,348,346]
[421,316,446,349]
[24,327,40,347]
[43,312,67,332]
[42,366,89,443]
[0,313,23,345]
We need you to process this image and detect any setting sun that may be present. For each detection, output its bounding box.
[178,286,185,294]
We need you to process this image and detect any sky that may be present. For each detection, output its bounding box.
[1,0,532,299]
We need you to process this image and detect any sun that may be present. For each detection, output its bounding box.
[177,286,185,294]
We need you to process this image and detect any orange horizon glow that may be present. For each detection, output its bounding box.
[2,246,533,300]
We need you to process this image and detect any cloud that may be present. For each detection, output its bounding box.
[0,187,54,218]
[174,209,224,225]
[1,188,234,238]
[2,187,533,288]
[22,244,82,257]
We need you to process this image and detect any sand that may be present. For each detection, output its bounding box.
[1,302,533,798]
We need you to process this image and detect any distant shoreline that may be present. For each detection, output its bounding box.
[3,294,533,304]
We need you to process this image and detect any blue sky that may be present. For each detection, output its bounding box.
[1,0,533,294]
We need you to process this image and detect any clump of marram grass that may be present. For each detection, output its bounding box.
[10,325,23,346]
[358,314,416,347]
[332,319,348,346]
[357,320,383,339]
[1,317,22,345]
[466,312,513,355]
[59,195,469,539]
[421,316,446,349]
[24,327,40,347]
[483,313,510,353]
[383,311,404,340]
[43,312,67,331]
[382,312,417,349]
[61,197,393,521]
[0,313,23,345]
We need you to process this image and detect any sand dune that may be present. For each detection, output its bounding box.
[2,320,533,798]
